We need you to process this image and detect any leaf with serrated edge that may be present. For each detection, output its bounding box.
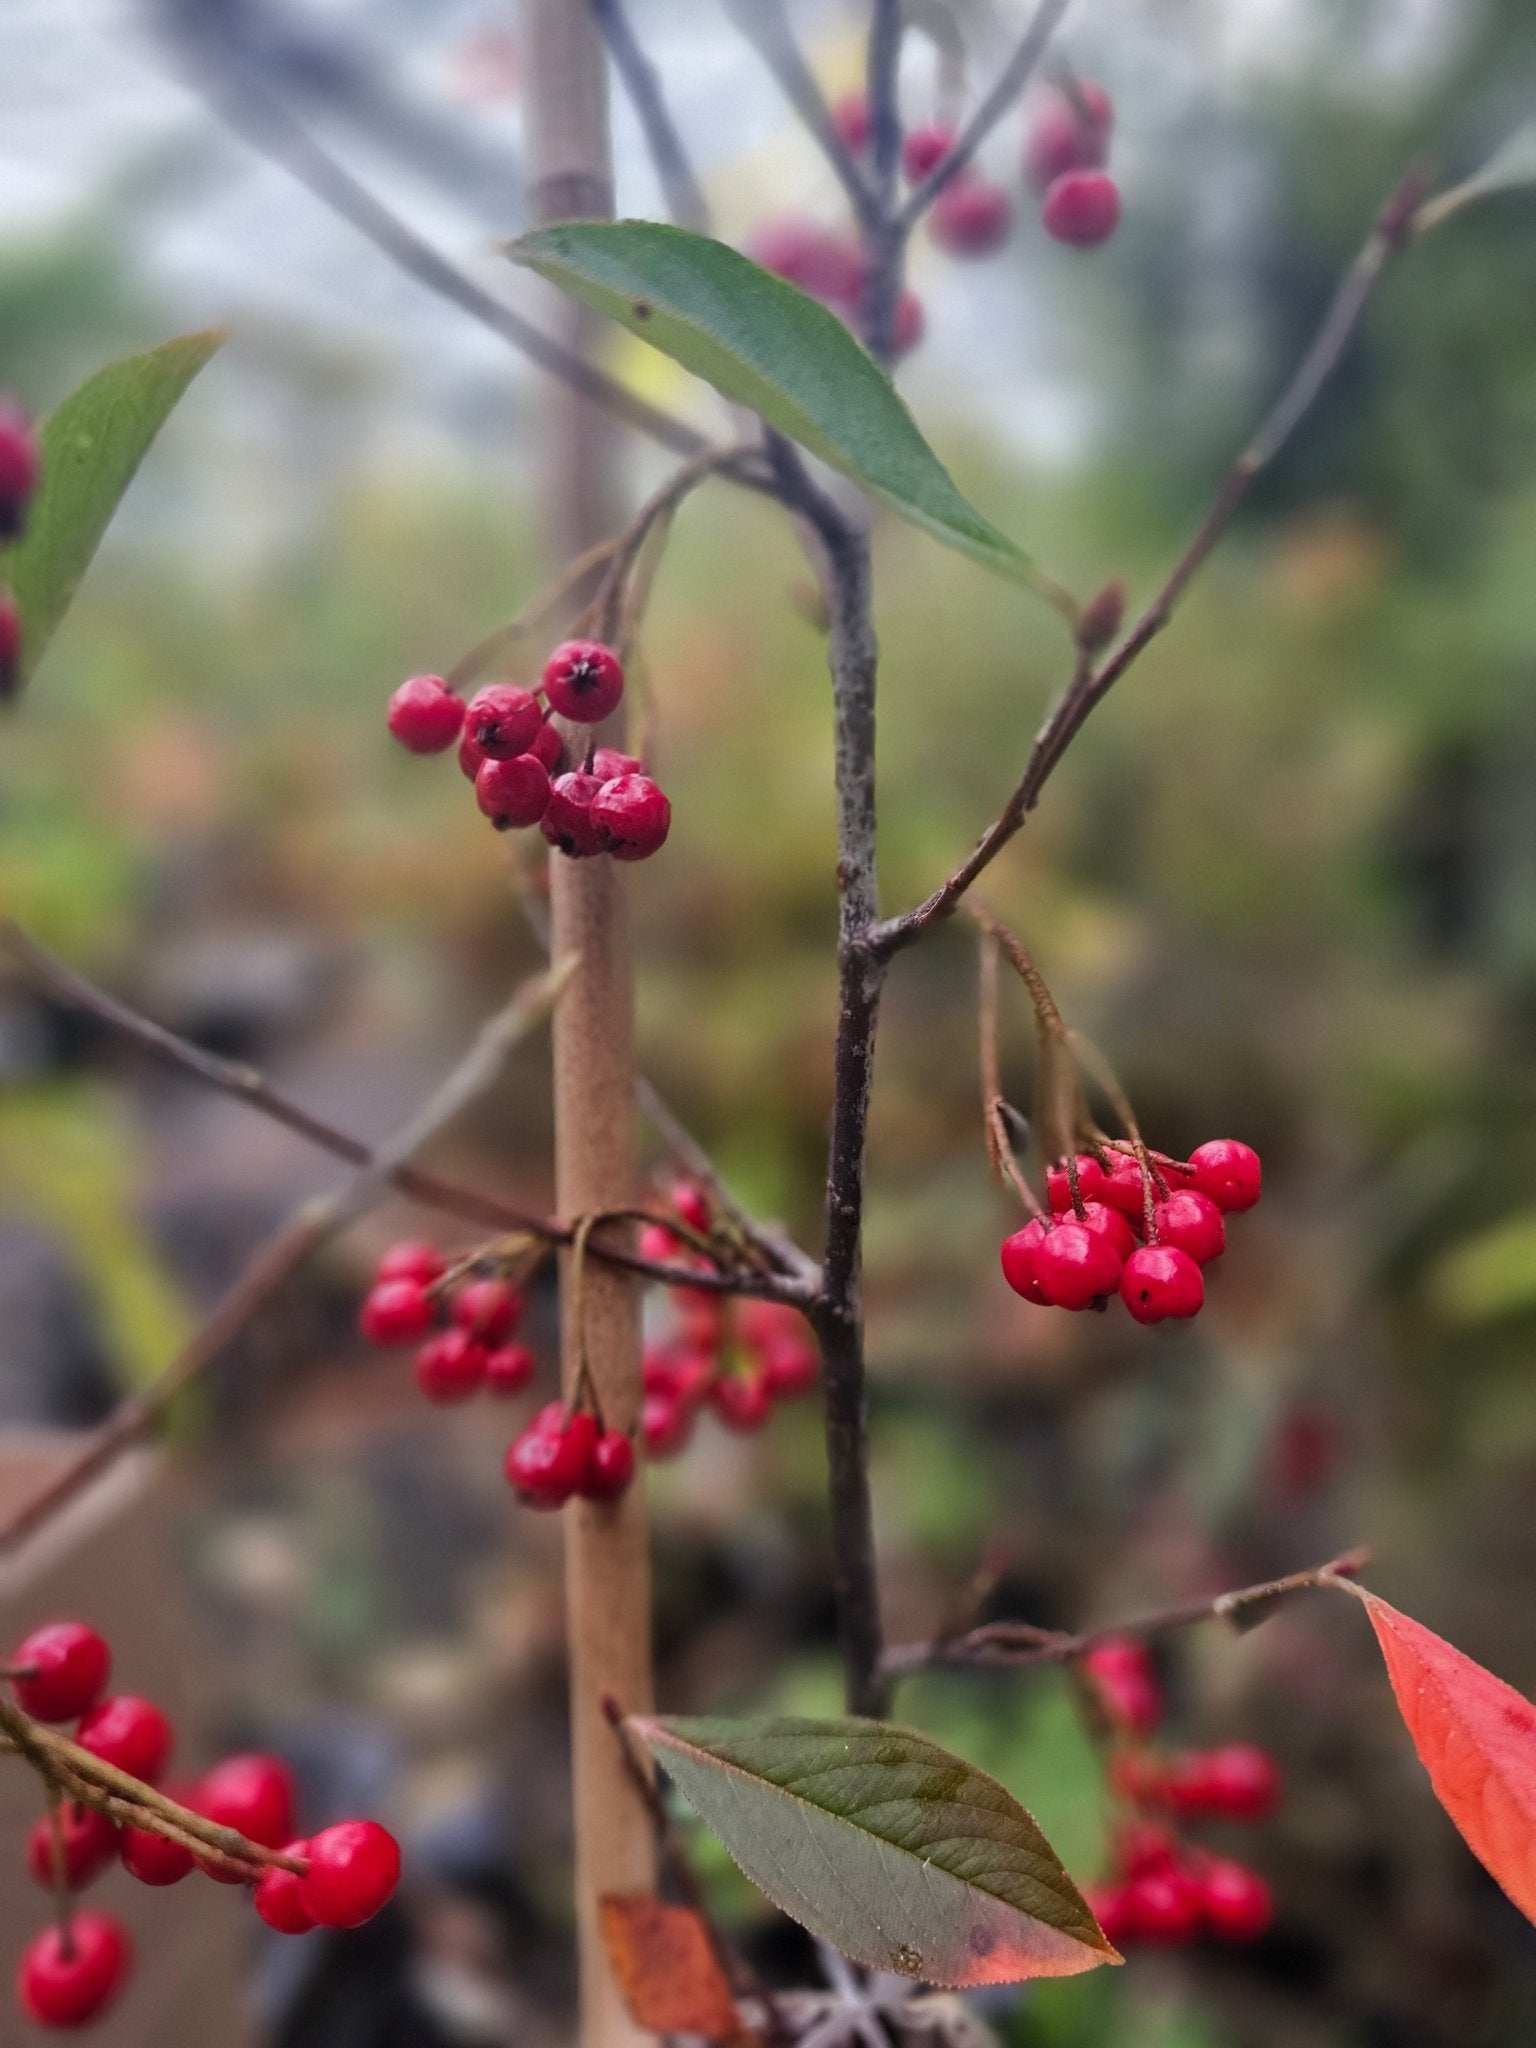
[5,329,225,688]
[1362,1592,1536,1923]
[508,221,1031,584]
[630,1714,1118,1986]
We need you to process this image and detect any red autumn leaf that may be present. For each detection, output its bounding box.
[598,1893,750,2042]
[1362,1591,1536,1922]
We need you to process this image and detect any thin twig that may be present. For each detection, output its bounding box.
[870,165,1429,960]
[880,1548,1371,1678]
[721,0,877,227]
[588,0,712,232]
[635,1077,820,1285]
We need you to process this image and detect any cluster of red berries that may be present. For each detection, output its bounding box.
[8,1621,400,2028]
[0,397,40,693]
[359,1242,538,1404]
[638,1183,820,1458]
[1081,1636,1278,1949]
[386,638,671,862]
[504,1400,636,1510]
[1000,1138,1262,1326]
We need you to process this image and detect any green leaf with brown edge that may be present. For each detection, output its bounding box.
[4,329,226,691]
[628,1713,1119,1986]
[507,221,1033,585]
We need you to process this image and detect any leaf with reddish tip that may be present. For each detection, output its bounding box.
[628,1714,1119,1986]
[599,1895,749,2041]
[1362,1592,1536,1923]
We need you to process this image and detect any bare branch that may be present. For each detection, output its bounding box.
[721,0,877,228]
[588,0,712,232]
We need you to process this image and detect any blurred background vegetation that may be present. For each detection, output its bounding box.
[3,1,1536,2043]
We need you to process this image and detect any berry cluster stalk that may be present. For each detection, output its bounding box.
[521,7,655,2047]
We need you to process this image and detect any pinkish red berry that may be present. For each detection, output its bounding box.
[387,674,464,753]
[1198,1744,1282,1823]
[592,774,671,861]
[505,1412,597,1508]
[711,1371,773,1433]
[999,1218,1051,1305]
[25,1805,117,1891]
[9,1621,111,1723]
[1197,1857,1273,1942]
[1085,1880,1136,1950]
[1123,1865,1201,1945]
[1187,1139,1262,1212]
[891,288,926,357]
[452,1277,521,1342]
[76,1696,172,1782]
[529,719,567,773]
[0,400,40,538]
[475,752,551,830]
[1023,83,1113,191]
[591,746,641,780]
[484,1342,537,1396]
[541,770,606,857]
[376,1240,446,1286]
[1151,1188,1225,1264]
[414,1329,488,1404]
[253,1842,316,1933]
[901,123,956,182]
[669,1181,712,1233]
[1034,1220,1124,1308]
[120,1823,194,1886]
[1042,169,1121,248]
[639,1220,682,1263]
[1078,1200,1137,1260]
[1084,1637,1162,1736]
[579,1429,636,1502]
[17,1912,131,2028]
[0,587,20,698]
[1046,1154,1108,1211]
[359,1277,435,1346]
[747,218,864,307]
[542,639,624,723]
[457,727,488,780]
[196,1753,295,1850]
[928,175,1014,256]
[299,1820,401,1930]
[1119,1244,1204,1324]
[465,682,542,759]
[831,90,870,153]
[1098,1155,1148,1216]
[642,1393,692,1458]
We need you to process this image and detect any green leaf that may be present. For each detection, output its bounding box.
[508,221,1031,583]
[5,329,225,688]
[1455,120,1536,204]
[1432,1209,1536,1322]
[629,1713,1118,1986]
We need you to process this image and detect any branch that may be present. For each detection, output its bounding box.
[720,0,877,228]
[880,1548,1371,1679]
[171,38,706,461]
[870,165,1429,960]
[588,0,712,233]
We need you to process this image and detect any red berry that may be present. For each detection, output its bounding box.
[711,1371,773,1433]
[0,400,40,538]
[1151,1188,1226,1264]
[0,587,20,697]
[465,682,542,759]
[195,1753,296,1849]
[387,674,464,753]
[1124,1865,1202,1945]
[475,752,551,830]
[484,1342,537,1396]
[901,123,956,182]
[639,1220,682,1263]
[1023,83,1113,191]
[578,1429,636,1503]
[254,1842,316,1934]
[1109,1752,1168,1805]
[831,90,870,154]
[1119,1245,1204,1324]
[591,746,641,780]
[591,773,671,861]
[457,727,488,780]
[16,1912,131,2028]
[1042,170,1121,248]
[120,1822,194,1886]
[376,1240,446,1286]
[999,1217,1051,1305]
[746,218,864,308]
[414,1329,489,1404]
[761,1333,818,1398]
[891,288,926,357]
[928,175,1014,256]
[542,639,624,723]
[1085,1881,1136,1950]
[1078,1200,1137,1260]
[528,719,567,773]
[1098,1155,1149,1217]
[26,1805,118,1890]
[505,1412,598,1508]
[452,1277,522,1342]
[9,1622,111,1723]
[529,1399,568,1435]
[1187,1139,1263,1212]
[299,1819,401,1930]
[642,1393,692,1458]
[669,1181,712,1234]
[1084,1637,1162,1736]
[1034,1221,1124,1309]
[76,1696,172,1783]
[1198,1743,1282,1823]
[541,770,606,857]
[1046,1154,1108,1212]
[1197,1857,1273,1942]
[669,1352,716,1408]
[359,1277,435,1346]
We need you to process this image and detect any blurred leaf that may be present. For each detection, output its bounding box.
[629,1712,1117,1985]
[5,328,224,687]
[1431,1211,1536,1321]
[1450,121,1536,206]
[599,1896,747,2041]
[1360,1592,1536,1924]
[508,222,1033,583]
